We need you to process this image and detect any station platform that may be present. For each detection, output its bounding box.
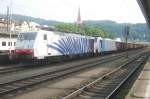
[126,56,150,99]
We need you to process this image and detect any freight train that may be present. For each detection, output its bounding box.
[14,30,147,63]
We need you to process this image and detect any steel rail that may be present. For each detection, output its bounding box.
[0,53,125,96]
[0,49,143,75]
[62,52,149,99]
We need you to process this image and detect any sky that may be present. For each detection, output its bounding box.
[0,0,146,23]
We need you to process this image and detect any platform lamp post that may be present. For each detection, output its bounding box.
[124,25,130,58]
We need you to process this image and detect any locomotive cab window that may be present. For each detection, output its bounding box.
[18,32,37,41]
[44,34,47,40]
[16,32,37,49]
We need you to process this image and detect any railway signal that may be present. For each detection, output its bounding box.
[124,25,130,58]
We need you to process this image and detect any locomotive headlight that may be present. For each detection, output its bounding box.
[15,49,20,53]
[29,49,34,58]
[29,49,34,53]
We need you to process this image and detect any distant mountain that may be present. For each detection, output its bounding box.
[0,14,149,41]
[0,14,61,26]
[84,20,150,41]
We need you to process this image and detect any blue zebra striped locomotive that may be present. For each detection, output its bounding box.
[15,30,146,63]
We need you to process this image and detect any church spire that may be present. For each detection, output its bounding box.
[76,7,82,26]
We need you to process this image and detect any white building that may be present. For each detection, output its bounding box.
[12,21,40,32]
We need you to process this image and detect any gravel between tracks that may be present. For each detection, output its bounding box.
[0,51,127,84]
[9,49,148,99]
[11,57,127,99]
[0,49,146,99]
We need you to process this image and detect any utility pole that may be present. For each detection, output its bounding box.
[6,6,9,32]
[9,0,13,60]
[6,6,12,60]
[8,0,13,60]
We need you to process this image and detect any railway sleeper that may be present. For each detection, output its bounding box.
[110,72,125,77]
[34,77,44,80]
[79,93,106,99]
[92,85,116,90]
[12,83,27,86]
[43,76,57,80]
[27,79,41,82]
[97,82,119,86]
[0,88,10,92]
[19,81,33,84]
[3,86,18,89]
[37,75,57,80]
[86,90,111,95]
[82,91,109,98]
[93,85,119,91]
[89,88,113,93]
[21,80,36,83]
[96,81,115,85]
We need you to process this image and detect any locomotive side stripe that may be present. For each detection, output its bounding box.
[47,44,65,55]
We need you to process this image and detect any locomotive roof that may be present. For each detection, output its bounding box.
[20,30,94,38]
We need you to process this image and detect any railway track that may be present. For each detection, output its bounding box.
[62,52,149,99]
[0,50,147,98]
[0,63,42,75]
[0,49,143,75]
[0,53,126,97]
[0,65,26,74]
[0,53,125,75]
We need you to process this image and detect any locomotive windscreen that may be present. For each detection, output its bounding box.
[16,32,37,49]
[18,32,37,40]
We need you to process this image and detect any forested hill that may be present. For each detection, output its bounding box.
[0,14,149,41]
[0,14,60,26]
[84,20,150,41]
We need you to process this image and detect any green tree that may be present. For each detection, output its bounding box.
[55,23,79,33]
[54,23,109,38]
